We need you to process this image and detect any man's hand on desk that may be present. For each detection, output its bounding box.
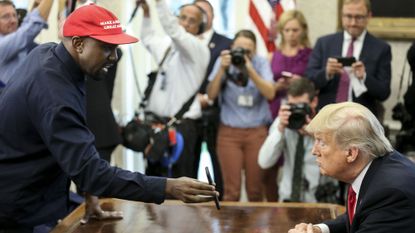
[288,223,321,233]
[166,177,219,203]
[80,194,123,224]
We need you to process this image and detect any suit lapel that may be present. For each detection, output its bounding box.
[352,155,384,231]
[358,32,372,62]
[332,32,344,57]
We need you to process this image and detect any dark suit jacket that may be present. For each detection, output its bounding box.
[198,32,232,93]
[305,32,391,116]
[325,151,415,233]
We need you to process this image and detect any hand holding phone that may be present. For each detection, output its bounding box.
[334,56,356,67]
[205,167,220,210]
[281,71,293,79]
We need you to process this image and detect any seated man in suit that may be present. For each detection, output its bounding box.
[288,102,415,233]
[305,0,391,118]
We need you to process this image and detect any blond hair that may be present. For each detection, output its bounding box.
[306,102,393,158]
[277,9,310,48]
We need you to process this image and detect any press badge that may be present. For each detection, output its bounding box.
[237,94,254,107]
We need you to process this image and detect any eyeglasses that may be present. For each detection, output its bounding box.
[342,14,367,23]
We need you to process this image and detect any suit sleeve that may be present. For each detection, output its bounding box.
[325,213,348,233]
[305,38,332,90]
[363,43,391,101]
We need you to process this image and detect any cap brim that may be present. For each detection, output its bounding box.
[90,33,139,45]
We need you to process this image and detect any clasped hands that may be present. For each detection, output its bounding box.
[288,223,322,233]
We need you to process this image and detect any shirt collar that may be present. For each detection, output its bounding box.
[199,28,214,46]
[344,30,367,43]
[54,43,85,95]
[351,159,373,198]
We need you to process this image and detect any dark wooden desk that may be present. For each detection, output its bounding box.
[51,199,344,233]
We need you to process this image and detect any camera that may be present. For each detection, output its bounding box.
[392,102,412,129]
[392,102,415,154]
[287,103,311,130]
[230,47,246,66]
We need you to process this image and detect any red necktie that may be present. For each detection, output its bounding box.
[347,185,356,225]
[336,38,355,102]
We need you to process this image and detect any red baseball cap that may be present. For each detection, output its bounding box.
[63,4,138,45]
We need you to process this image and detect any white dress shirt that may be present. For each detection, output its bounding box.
[342,30,368,99]
[140,0,210,119]
[258,118,320,202]
[199,28,214,46]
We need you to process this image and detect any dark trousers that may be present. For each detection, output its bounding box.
[193,110,224,200]
[146,119,198,178]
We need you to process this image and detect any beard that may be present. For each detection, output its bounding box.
[88,67,109,81]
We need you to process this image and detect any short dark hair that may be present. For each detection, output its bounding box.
[287,78,316,101]
[0,0,15,8]
[234,29,256,45]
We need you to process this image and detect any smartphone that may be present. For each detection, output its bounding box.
[334,56,356,67]
[281,71,293,79]
[205,167,220,210]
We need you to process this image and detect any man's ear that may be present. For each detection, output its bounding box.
[346,146,359,163]
[71,36,84,53]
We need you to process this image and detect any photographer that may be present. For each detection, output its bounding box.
[138,0,209,178]
[0,0,54,87]
[207,29,275,201]
[258,78,337,203]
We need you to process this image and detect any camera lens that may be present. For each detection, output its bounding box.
[287,103,311,130]
[231,48,246,66]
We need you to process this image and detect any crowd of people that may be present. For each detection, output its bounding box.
[1,0,415,232]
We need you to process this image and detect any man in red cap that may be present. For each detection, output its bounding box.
[0,4,218,233]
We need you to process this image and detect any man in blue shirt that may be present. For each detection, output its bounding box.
[0,0,53,86]
[0,4,218,232]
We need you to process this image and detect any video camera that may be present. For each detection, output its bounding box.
[287,103,312,130]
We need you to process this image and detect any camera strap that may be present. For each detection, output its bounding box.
[137,46,172,110]
[135,46,198,126]
[166,92,198,127]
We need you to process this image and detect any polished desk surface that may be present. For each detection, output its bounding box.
[51,199,345,233]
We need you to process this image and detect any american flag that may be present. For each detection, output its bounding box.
[249,0,296,54]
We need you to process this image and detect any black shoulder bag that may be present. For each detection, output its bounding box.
[122,46,198,163]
